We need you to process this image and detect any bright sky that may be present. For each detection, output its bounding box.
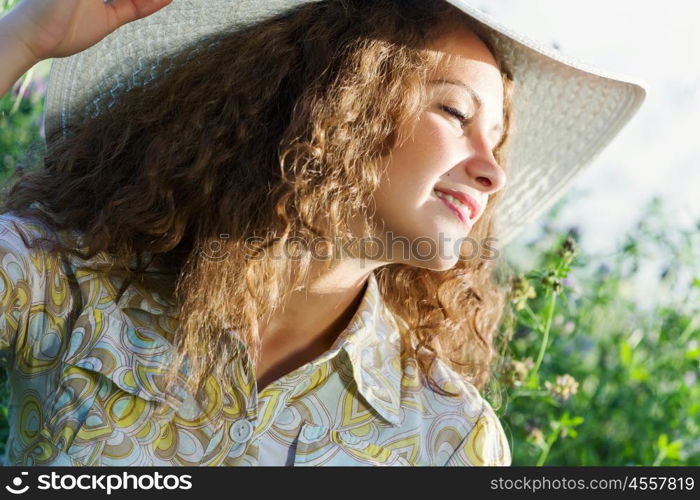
[477,0,700,255]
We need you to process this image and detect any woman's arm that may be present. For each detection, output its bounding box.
[0,0,173,97]
[0,11,39,98]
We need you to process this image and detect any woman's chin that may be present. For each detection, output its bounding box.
[403,251,461,272]
[369,220,471,268]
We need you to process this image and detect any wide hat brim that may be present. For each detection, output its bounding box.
[43,0,647,247]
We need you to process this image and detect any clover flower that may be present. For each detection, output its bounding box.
[511,275,536,311]
[526,427,546,448]
[541,271,562,293]
[503,357,534,388]
[545,374,579,401]
[559,235,578,264]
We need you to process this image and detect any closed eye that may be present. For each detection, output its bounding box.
[439,105,472,128]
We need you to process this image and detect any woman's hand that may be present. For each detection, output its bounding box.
[9,0,173,62]
[0,0,171,97]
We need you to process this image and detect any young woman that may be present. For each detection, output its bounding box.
[0,0,644,466]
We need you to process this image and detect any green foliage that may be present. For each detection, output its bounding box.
[1,56,49,187]
[500,196,700,466]
[1,0,19,12]
[1,1,50,186]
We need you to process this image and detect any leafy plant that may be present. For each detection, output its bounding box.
[498,195,700,465]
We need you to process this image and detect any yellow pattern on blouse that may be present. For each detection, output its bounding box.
[0,212,511,466]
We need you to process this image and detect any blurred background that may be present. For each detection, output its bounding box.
[0,0,698,465]
[484,0,700,312]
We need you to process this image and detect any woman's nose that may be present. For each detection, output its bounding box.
[466,129,507,194]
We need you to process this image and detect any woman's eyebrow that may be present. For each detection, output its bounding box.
[429,78,484,111]
[428,78,505,138]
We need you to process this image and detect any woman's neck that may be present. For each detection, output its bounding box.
[254,258,384,390]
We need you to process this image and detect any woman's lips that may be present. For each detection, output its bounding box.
[434,187,480,219]
[434,191,472,228]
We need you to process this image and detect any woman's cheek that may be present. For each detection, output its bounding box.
[412,114,461,165]
[380,114,459,203]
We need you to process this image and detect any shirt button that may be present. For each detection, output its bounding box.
[229,418,254,443]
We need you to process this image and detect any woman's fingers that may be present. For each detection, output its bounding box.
[0,0,172,96]
[6,0,173,61]
[105,0,173,28]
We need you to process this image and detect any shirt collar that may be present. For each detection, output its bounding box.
[64,249,404,425]
[326,271,404,426]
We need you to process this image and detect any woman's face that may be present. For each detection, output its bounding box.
[371,23,507,270]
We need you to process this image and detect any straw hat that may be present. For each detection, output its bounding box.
[43,0,647,246]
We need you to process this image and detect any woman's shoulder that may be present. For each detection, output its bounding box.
[0,211,83,302]
[403,348,511,466]
[388,311,511,465]
[0,209,85,275]
[0,211,182,466]
[0,211,53,262]
[434,359,512,466]
[0,211,68,319]
[1,211,81,349]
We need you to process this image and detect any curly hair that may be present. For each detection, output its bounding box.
[1,0,515,403]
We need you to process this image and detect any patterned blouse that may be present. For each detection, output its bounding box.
[0,211,511,466]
